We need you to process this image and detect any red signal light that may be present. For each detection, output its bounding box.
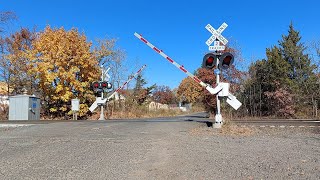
[92,82,99,88]
[222,55,231,65]
[219,52,234,69]
[202,53,217,69]
[207,56,214,64]
[101,82,107,88]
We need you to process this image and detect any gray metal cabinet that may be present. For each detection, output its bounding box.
[9,95,40,120]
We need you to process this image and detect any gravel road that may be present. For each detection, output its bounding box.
[0,117,319,180]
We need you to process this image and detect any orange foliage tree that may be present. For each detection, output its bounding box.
[177,77,202,104]
[152,85,176,104]
[197,68,217,117]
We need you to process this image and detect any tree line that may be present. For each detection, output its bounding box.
[0,11,179,119]
[1,11,319,119]
[176,23,320,119]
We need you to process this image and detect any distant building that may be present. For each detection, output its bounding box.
[112,92,126,101]
[148,101,169,111]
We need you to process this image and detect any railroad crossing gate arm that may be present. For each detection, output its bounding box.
[134,32,224,96]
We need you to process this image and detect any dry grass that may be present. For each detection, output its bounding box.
[89,107,188,120]
[189,122,255,137]
[0,105,8,120]
[219,124,255,137]
[189,126,218,136]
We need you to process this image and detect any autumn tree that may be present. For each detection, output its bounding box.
[2,28,36,95]
[152,85,176,104]
[29,26,100,117]
[197,68,217,117]
[176,76,202,104]
[0,11,17,95]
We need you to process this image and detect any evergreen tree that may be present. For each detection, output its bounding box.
[279,23,317,114]
[243,23,318,117]
[134,74,146,93]
[265,46,292,89]
[279,23,317,91]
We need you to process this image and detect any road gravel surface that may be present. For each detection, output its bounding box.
[0,115,319,179]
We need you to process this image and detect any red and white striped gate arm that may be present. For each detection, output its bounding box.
[105,64,147,101]
[134,32,208,88]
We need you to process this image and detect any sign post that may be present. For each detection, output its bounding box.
[205,22,229,128]
[71,98,79,120]
[205,22,243,128]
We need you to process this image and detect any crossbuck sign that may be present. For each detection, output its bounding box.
[205,22,228,51]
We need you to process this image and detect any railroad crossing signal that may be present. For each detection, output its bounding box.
[89,65,147,112]
[205,22,228,51]
[134,27,242,128]
[202,52,234,69]
[92,81,112,93]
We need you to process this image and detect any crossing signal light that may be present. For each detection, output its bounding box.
[100,81,112,90]
[219,52,234,69]
[202,53,217,69]
[92,82,100,91]
[101,82,108,89]
[92,81,112,92]
[202,52,234,70]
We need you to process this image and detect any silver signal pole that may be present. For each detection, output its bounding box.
[99,65,105,120]
[214,55,222,128]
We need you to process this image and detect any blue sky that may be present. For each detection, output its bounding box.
[1,0,320,89]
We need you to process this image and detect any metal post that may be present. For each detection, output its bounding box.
[99,65,106,120]
[214,56,223,128]
[99,92,105,120]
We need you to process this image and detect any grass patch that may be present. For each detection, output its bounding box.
[219,124,255,137]
[189,120,255,137]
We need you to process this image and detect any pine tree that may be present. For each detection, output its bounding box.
[279,23,317,113]
[244,23,318,117]
[279,23,316,90]
[134,74,147,92]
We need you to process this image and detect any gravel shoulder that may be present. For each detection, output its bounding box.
[0,120,319,180]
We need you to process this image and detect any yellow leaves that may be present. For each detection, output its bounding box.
[59,106,67,112]
[49,108,57,112]
[78,104,89,117]
[28,25,101,117]
[56,84,63,93]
